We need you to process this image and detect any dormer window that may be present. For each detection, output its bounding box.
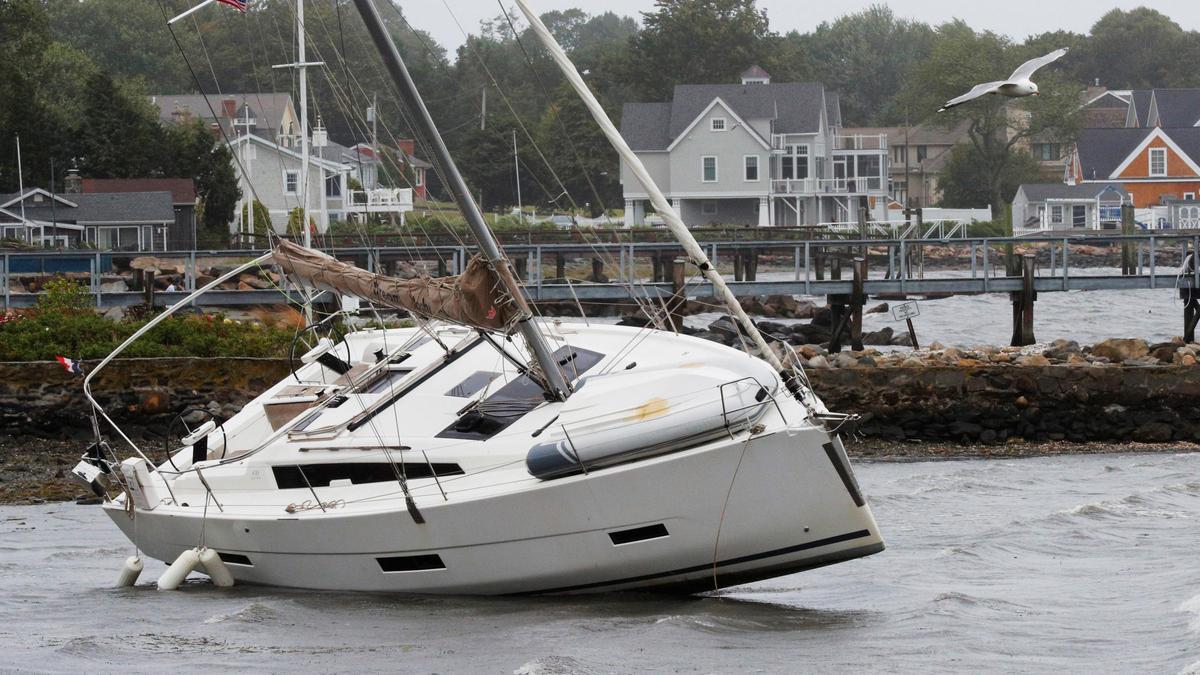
[711,118,727,132]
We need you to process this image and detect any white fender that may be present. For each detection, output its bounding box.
[157,547,201,591]
[116,555,144,588]
[198,548,236,588]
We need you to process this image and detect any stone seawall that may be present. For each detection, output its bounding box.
[2,357,1197,445]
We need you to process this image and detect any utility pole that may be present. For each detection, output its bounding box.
[513,129,522,223]
[15,134,28,245]
[370,93,379,189]
[49,157,57,246]
[480,86,487,131]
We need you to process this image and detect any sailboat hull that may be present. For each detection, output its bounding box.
[105,425,881,595]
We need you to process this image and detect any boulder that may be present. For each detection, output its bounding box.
[1090,338,1149,364]
[1015,354,1051,367]
[862,326,895,345]
[866,302,889,315]
[1131,422,1173,443]
[807,355,831,369]
[1043,339,1081,361]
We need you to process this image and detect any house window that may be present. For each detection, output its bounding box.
[1035,143,1062,161]
[414,169,424,187]
[702,156,718,183]
[1049,205,1064,225]
[893,146,907,164]
[780,145,809,180]
[710,118,727,132]
[325,175,341,197]
[1184,192,1196,200]
[1072,205,1087,228]
[284,170,300,195]
[744,155,759,182]
[1149,148,1167,177]
[701,200,718,215]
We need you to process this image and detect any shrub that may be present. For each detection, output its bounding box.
[38,276,93,314]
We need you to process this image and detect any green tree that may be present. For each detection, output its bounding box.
[938,146,1041,211]
[900,22,1080,219]
[160,121,241,236]
[623,0,779,100]
[75,71,165,178]
[539,83,621,216]
[796,5,936,125]
[1075,9,1200,88]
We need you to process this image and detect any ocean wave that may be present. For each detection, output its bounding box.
[514,656,596,675]
[1178,594,1200,635]
[204,601,279,625]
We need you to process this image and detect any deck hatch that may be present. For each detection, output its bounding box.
[609,523,670,545]
[377,554,446,572]
[272,462,464,489]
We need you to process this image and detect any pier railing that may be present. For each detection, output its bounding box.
[3,233,1198,310]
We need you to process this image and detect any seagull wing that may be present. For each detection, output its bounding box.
[938,81,1005,112]
[1008,48,1069,82]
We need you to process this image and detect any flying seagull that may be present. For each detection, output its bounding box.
[938,48,1069,113]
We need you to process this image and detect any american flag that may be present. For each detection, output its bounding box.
[215,0,247,11]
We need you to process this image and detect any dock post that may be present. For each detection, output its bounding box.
[1010,254,1037,346]
[1184,241,1200,342]
[555,252,565,281]
[590,257,604,283]
[858,205,869,258]
[734,248,745,281]
[514,256,528,280]
[850,256,866,352]
[746,248,758,281]
[668,257,687,332]
[1121,204,1135,275]
[144,270,156,308]
[436,258,447,277]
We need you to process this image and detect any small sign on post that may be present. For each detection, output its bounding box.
[891,300,921,349]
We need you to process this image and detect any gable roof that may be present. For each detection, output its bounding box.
[622,82,830,152]
[1128,90,1153,127]
[1076,127,1200,180]
[1148,89,1200,128]
[1,188,78,210]
[150,92,295,137]
[1018,182,1129,202]
[620,102,673,152]
[82,178,196,205]
[228,134,350,172]
[741,65,771,80]
[0,191,174,224]
[666,97,770,151]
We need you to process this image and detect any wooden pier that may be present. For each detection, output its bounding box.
[4,230,1200,347]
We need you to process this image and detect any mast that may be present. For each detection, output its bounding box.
[511,0,812,405]
[350,0,571,401]
[15,134,28,245]
[513,129,522,224]
[297,0,310,250]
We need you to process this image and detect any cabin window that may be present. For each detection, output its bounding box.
[710,118,727,132]
[272,462,465,489]
[609,523,669,545]
[1149,148,1167,177]
[363,368,414,394]
[701,200,718,216]
[744,155,759,182]
[284,170,300,195]
[701,156,718,183]
[438,346,605,441]
[445,371,499,398]
[377,554,445,572]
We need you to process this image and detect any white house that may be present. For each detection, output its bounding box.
[618,67,890,227]
[1011,183,1131,234]
[228,134,352,235]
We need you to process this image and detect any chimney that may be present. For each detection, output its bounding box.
[397,138,415,159]
[221,96,237,119]
[64,169,82,194]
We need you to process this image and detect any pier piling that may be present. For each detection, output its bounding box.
[668,257,687,332]
[1010,254,1037,346]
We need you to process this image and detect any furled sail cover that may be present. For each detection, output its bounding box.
[272,239,520,331]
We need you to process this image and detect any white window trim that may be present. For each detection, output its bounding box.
[701,200,718,215]
[743,155,760,182]
[1149,148,1168,177]
[1184,192,1196,200]
[1049,205,1064,224]
[284,170,300,195]
[710,117,727,132]
[701,156,718,183]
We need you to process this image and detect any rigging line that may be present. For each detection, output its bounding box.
[153,0,273,248]
[495,2,607,214]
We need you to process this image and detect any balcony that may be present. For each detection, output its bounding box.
[771,176,886,195]
[832,134,888,151]
[348,188,413,214]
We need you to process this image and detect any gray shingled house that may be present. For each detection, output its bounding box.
[0,188,175,250]
[618,67,890,227]
[1011,183,1131,234]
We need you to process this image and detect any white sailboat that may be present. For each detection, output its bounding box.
[72,0,884,595]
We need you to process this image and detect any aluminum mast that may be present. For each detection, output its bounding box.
[350,0,570,400]
[511,0,813,407]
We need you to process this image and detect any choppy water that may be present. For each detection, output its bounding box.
[3,451,1199,673]
[681,266,1188,347]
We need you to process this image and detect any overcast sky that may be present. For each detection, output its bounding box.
[401,1,1200,52]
